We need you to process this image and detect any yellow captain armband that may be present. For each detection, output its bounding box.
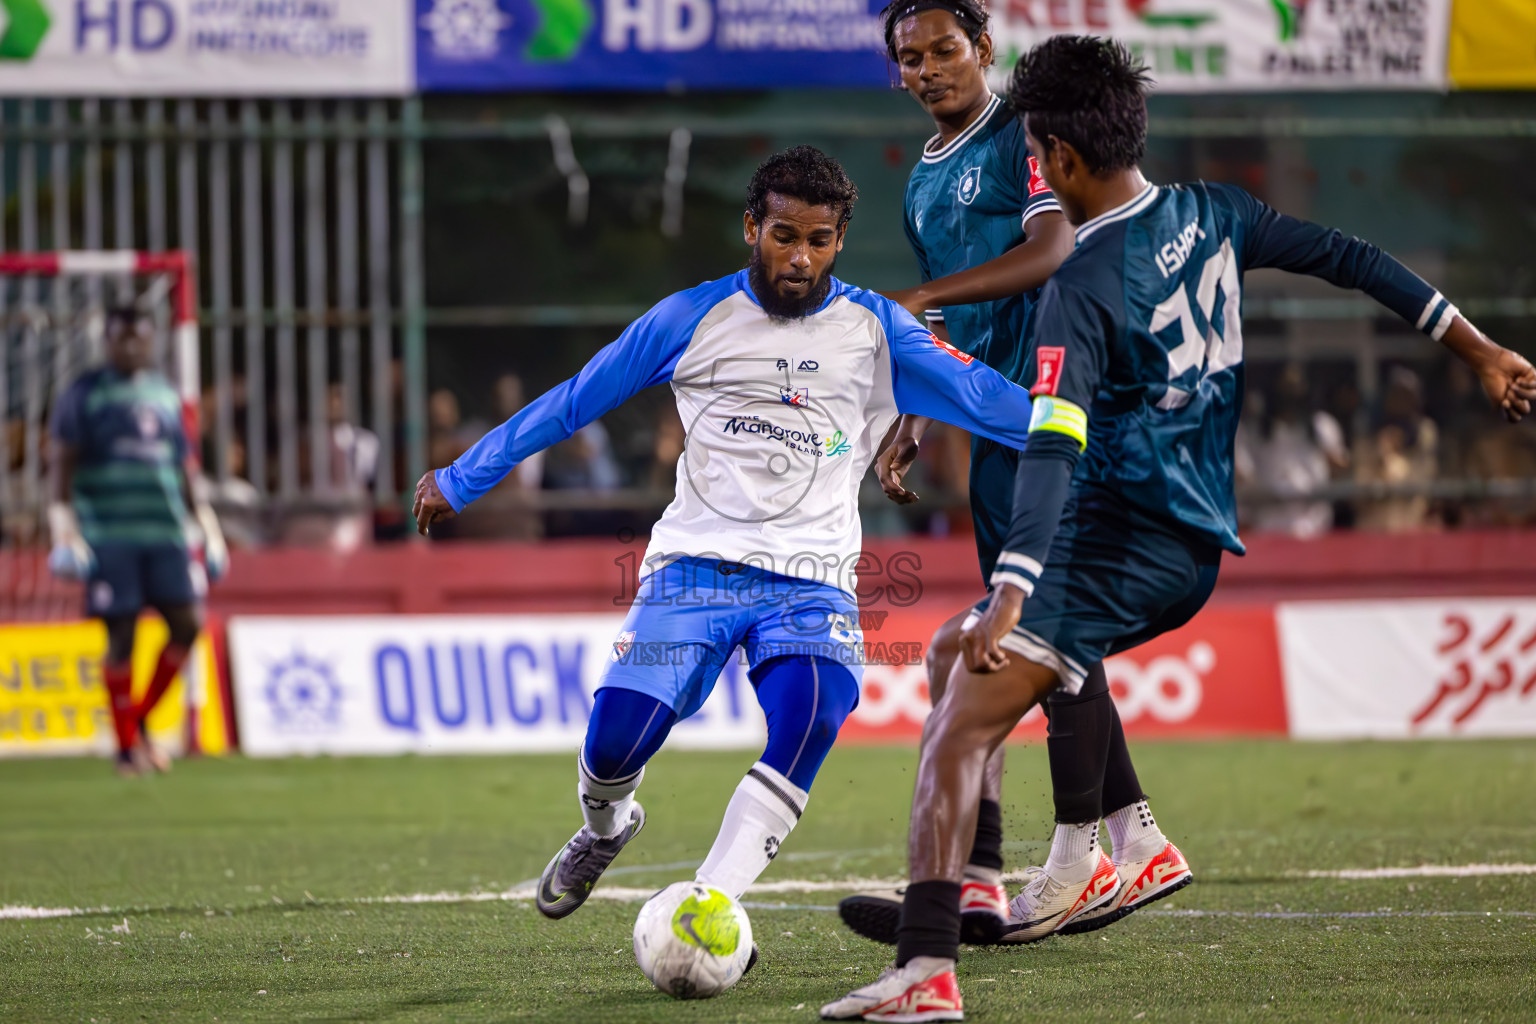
[1028,396,1089,451]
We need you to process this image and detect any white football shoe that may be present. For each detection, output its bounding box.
[1060,840,1192,934]
[820,956,964,1022]
[997,851,1120,944]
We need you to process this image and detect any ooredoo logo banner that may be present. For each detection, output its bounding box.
[1278,599,1536,739]
[835,606,1288,741]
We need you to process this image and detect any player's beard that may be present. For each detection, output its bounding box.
[748,245,835,323]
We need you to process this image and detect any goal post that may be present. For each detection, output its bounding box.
[0,250,201,449]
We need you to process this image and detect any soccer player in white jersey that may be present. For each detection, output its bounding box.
[412,147,1040,962]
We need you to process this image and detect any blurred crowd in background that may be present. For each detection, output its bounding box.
[19,348,1506,552]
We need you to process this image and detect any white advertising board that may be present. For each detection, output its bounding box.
[990,0,1450,93]
[0,1,412,96]
[228,614,768,757]
[1277,598,1536,739]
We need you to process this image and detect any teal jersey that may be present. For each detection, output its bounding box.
[990,180,1455,596]
[902,93,1060,384]
[50,367,190,547]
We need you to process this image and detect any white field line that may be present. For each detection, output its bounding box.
[1295,863,1536,879]
[6,863,1536,922]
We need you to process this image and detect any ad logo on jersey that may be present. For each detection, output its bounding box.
[1026,156,1051,197]
[957,166,984,206]
[931,334,975,366]
[780,386,809,408]
[612,630,636,662]
[823,430,852,457]
[1032,346,1066,396]
[797,360,819,372]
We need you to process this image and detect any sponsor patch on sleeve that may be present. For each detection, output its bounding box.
[931,333,975,366]
[1026,156,1051,198]
[1032,346,1065,396]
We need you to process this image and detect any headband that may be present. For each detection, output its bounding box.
[886,1,986,43]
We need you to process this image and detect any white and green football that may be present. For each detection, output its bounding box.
[632,881,754,999]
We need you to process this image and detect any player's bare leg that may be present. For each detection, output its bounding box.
[837,612,1010,947]
[823,655,1050,1022]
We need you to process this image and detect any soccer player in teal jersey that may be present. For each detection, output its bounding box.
[839,1,1189,951]
[825,37,1536,1021]
[49,307,228,776]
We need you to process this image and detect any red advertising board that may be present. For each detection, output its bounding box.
[838,605,1288,743]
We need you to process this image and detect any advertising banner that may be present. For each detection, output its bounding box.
[838,606,1288,742]
[414,0,891,92]
[988,0,1450,93]
[0,617,230,757]
[229,605,1290,755]
[0,1,413,96]
[1277,599,1536,739]
[1448,0,1536,88]
[228,613,770,756]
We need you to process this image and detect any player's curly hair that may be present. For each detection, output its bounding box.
[745,146,859,229]
[880,0,989,61]
[1007,35,1152,174]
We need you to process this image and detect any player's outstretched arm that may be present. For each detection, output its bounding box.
[416,289,708,535]
[1224,183,1536,423]
[882,306,1035,452]
[885,212,1075,319]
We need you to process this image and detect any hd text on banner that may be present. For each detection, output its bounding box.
[414,0,893,91]
[0,0,414,96]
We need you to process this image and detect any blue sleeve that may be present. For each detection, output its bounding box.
[1212,183,1459,340]
[434,289,708,512]
[861,293,1034,450]
[990,277,1110,593]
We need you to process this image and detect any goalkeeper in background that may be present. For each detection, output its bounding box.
[48,307,228,777]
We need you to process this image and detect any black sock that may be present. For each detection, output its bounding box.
[1102,701,1146,815]
[1045,672,1113,825]
[967,799,1004,873]
[895,880,962,967]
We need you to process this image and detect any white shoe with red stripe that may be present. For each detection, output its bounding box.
[1081,841,1185,927]
[997,852,1120,945]
[820,957,964,1022]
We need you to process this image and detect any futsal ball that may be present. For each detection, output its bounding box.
[633,881,754,999]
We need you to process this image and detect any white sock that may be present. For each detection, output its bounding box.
[577,753,643,838]
[695,761,807,900]
[1043,821,1100,879]
[1105,799,1165,863]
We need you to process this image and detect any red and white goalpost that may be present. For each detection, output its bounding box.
[0,250,208,755]
[0,250,202,445]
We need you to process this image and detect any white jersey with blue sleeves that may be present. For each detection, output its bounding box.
[437,269,1035,590]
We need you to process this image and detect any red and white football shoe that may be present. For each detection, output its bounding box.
[820,957,964,1022]
[997,852,1120,944]
[1061,840,1193,934]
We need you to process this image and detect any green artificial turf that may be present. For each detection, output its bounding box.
[2,740,1533,1022]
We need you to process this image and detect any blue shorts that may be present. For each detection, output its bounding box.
[965,487,1223,694]
[86,542,204,619]
[968,435,1020,584]
[600,556,864,721]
